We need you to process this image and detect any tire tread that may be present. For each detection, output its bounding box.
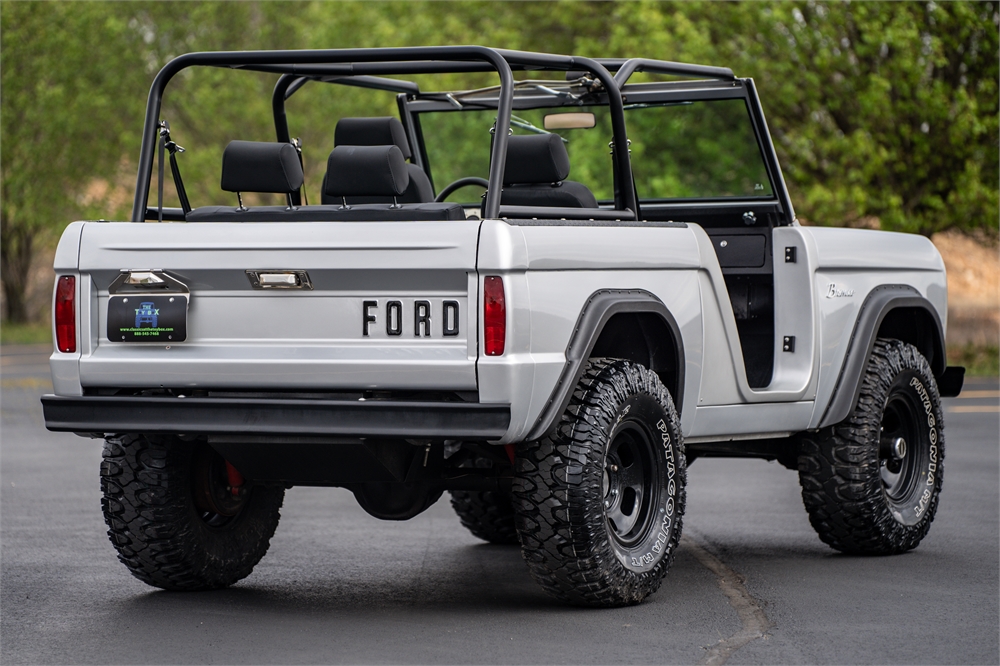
[101,434,284,590]
[798,339,944,554]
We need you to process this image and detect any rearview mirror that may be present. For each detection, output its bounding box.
[543,112,596,130]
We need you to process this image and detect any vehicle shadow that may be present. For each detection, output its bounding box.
[117,542,571,618]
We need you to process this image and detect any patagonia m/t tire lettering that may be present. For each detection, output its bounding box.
[512,358,686,607]
[798,339,945,554]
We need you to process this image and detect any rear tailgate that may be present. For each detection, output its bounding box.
[76,220,480,391]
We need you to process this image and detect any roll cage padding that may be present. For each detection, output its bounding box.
[525,289,684,441]
[818,284,947,429]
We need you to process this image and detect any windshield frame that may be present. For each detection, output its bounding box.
[618,78,794,222]
[403,76,794,223]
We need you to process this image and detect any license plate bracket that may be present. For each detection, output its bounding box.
[108,294,188,342]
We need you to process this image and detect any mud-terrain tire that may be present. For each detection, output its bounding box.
[449,489,519,545]
[100,434,284,590]
[799,339,944,554]
[512,358,686,607]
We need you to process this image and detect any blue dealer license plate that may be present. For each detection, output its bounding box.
[108,294,188,342]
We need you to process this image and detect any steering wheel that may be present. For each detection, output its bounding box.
[434,176,490,203]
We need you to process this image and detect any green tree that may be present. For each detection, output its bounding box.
[628,1,1000,235]
[0,2,152,321]
[2,1,997,325]
[0,2,314,321]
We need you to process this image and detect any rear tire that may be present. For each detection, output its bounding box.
[449,489,519,545]
[512,358,685,607]
[100,434,284,590]
[798,339,944,554]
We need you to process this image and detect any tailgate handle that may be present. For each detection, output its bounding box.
[245,270,313,290]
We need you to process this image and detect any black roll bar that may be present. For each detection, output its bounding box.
[493,50,637,215]
[271,73,420,145]
[600,58,736,87]
[270,49,638,215]
[131,46,515,222]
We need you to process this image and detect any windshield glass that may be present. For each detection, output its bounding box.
[416,96,774,203]
[627,98,774,199]
[417,107,614,202]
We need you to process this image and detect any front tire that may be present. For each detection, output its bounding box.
[798,339,944,554]
[512,358,686,607]
[100,434,284,590]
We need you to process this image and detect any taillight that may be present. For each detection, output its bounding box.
[54,276,76,353]
[484,275,506,356]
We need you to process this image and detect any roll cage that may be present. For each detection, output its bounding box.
[132,47,635,222]
[133,48,794,226]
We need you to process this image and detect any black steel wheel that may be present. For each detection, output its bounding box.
[799,339,944,553]
[101,434,284,590]
[512,358,685,607]
[603,422,659,550]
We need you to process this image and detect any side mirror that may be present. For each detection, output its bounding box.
[543,112,596,130]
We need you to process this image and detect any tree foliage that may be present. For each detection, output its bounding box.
[1,2,151,321]
[696,1,1000,234]
[1,1,997,322]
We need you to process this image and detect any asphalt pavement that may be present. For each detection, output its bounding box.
[2,344,997,664]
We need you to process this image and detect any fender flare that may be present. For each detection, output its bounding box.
[525,289,684,441]
[818,284,945,429]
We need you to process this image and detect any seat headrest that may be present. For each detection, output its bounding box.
[221,141,303,193]
[503,134,571,185]
[334,117,412,160]
[324,145,410,198]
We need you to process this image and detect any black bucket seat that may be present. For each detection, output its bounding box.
[322,117,434,204]
[500,134,598,208]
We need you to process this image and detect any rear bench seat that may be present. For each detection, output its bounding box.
[187,141,464,222]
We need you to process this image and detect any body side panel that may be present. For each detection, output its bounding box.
[803,227,947,428]
[476,220,707,442]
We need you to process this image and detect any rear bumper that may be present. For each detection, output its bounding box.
[40,394,510,439]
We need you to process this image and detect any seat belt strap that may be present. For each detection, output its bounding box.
[157,120,191,217]
[157,121,166,224]
[168,148,191,214]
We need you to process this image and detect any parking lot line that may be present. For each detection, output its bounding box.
[955,390,1000,399]
[947,405,1000,413]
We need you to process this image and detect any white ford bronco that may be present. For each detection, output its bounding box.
[42,47,964,607]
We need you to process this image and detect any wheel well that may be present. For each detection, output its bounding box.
[589,312,681,404]
[877,306,945,375]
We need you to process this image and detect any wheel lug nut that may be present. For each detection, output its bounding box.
[610,464,618,472]
[604,500,610,508]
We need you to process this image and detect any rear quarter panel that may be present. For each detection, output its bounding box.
[476,220,705,442]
